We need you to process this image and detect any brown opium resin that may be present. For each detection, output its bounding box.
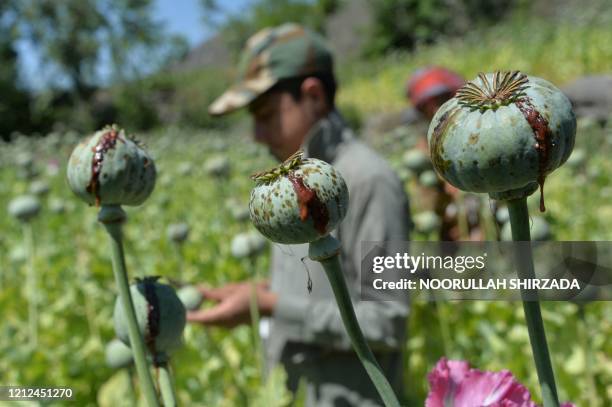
[87,129,119,206]
[287,173,329,234]
[142,280,161,361]
[515,98,553,212]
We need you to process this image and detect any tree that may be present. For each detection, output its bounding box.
[0,2,31,139]
[364,0,516,56]
[16,0,174,99]
[200,0,340,56]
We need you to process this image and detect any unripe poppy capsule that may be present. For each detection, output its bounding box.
[105,338,133,369]
[8,195,41,222]
[29,180,50,197]
[427,71,576,210]
[230,231,267,259]
[166,223,190,244]
[249,151,348,244]
[177,286,203,311]
[113,277,186,356]
[67,125,156,207]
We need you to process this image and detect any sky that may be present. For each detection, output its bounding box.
[16,0,251,90]
[154,0,253,46]
[153,0,210,47]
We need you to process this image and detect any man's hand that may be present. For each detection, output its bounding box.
[186,280,277,328]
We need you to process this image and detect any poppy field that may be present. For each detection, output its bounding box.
[2,10,612,406]
[0,115,610,405]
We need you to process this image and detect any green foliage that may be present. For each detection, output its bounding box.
[0,2,32,139]
[201,0,340,57]
[112,82,160,131]
[1,7,612,405]
[337,102,363,134]
[251,366,294,407]
[1,120,610,405]
[15,0,164,97]
[340,14,612,116]
[54,64,239,133]
[0,0,191,136]
[166,68,239,129]
[363,0,516,56]
[132,67,240,129]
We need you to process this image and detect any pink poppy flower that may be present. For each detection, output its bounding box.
[426,358,575,407]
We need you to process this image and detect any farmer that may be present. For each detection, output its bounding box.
[406,66,465,123]
[403,67,485,241]
[188,23,412,406]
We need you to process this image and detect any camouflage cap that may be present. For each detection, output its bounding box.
[209,23,334,116]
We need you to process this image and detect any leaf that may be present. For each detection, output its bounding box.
[97,370,137,407]
[251,366,293,407]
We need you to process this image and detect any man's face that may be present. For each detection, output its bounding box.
[248,89,318,161]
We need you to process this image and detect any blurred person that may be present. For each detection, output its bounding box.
[404,67,484,241]
[406,66,465,123]
[188,23,412,406]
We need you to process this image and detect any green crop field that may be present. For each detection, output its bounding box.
[1,12,611,407]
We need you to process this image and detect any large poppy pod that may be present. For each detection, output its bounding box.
[427,71,576,210]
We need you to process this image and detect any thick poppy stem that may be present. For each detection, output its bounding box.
[127,365,138,403]
[99,205,160,407]
[157,360,177,407]
[507,197,559,407]
[310,235,401,407]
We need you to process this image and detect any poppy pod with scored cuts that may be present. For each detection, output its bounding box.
[427,71,576,210]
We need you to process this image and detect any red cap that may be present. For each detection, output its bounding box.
[407,67,465,107]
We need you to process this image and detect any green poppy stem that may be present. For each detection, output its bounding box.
[249,280,264,376]
[310,235,401,407]
[99,205,160,407]
[507,197,559,407]
[127,365,138,404]
[76,238,102,344]
[245,256,265,377]
[456,193,470,239]
[23,222,37,349]
[157,360,177,407]
[172,242,184,280]
[578,306,600,407]
[433,300,453,358]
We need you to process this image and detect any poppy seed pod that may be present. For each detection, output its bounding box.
[8,195,41,222]
[428,71,576,210]
[113,277,186,356]
[496,206,510,224]
[105,338,133,369]
[67,125,156,207]
[49,198,67,214]
[230,231,267,259]
[205,155,230,178]
[29,180,50,197]
[166,223,190,244]
[226,199,250,222]
[177,285,203,311]
[419,170,441,188]
[414,211,441,234]
[403,148,432,174]
[249,151,348,244]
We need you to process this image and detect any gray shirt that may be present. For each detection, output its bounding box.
[264,110,412,405]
